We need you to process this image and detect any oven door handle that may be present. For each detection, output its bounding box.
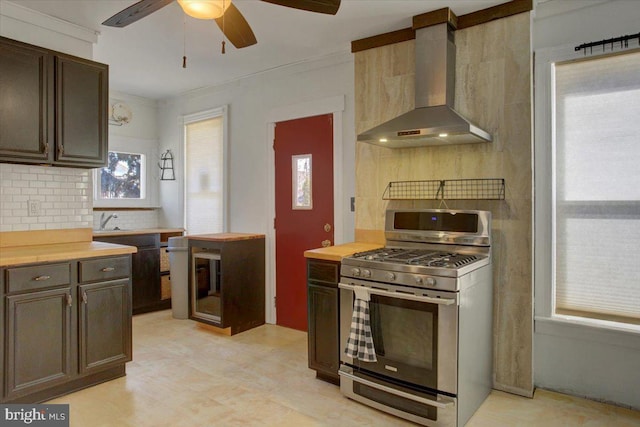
[338,283,456,306]
[338,368,456,409]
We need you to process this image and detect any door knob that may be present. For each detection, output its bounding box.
[321,239,332,247]
[324,223,332,232]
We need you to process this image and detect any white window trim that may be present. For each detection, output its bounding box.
[181,105,229,233]
[534,44,640,344]
[93,136,159,208]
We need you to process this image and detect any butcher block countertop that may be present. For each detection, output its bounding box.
[0,228,136,267]
[187,233,265,242]
[304,242,383,262]
[93,228,184,237]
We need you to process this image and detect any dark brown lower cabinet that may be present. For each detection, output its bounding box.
[78,280,132,375]
[94,234,166,315]
[5,288,73,400]
[1,255,132,403]
[307,258,341,385]
[188,236,265,335]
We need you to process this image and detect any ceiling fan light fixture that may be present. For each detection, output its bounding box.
[177,0,231,19]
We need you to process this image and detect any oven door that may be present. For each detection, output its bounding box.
[339,279,458,395]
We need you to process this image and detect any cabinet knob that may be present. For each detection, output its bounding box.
[101,267,115,272]
[321,239,331,247]
[33,275,51,281]
[66,294,73,307]
[324,223,332,232]
[82,291,88,304]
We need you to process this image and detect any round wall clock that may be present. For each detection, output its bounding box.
[111,102,133,124]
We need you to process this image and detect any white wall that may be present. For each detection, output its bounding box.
[0,0,95,58]
[157,52,356,321]
[532,0,640,410]
[92,91,162,229]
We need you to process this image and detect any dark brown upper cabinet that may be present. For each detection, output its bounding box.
[0,36,108,168]
[0,38,53,163]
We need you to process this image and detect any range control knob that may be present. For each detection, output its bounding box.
[386,272,396,281]
[425,277,437,287]
[415,276,424,285]
[362,269,372,278]
[352,268,361,277]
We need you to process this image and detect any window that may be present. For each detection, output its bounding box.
[99,151,145,200]
[549,50,640,326]
[292,154,312,209]
[93,136,158,208]
[183,107,227,235]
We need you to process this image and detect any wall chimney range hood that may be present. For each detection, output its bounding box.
[358,18,492,148]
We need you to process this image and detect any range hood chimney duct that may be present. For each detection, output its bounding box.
[358,18,492,148]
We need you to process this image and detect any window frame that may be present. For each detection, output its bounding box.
[93,136,159,208]
[181,106,229,234]
[534,43,640,341]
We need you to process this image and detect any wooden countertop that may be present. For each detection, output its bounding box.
[187,233,265,242]
[0,228,137,267]
[0,242,137,267]
[304,242,383,262]
[93,228,184,237]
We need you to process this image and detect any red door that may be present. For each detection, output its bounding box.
[275,114,334,331]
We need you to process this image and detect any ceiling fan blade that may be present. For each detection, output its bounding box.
[214,3,257,49]
[102,0,174,27]
[260,0,340,15]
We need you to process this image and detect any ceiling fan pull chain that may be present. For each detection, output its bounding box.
[183,14,187,68]
[221,0,226,54]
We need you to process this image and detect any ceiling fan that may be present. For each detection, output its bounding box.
[102,0,341,50]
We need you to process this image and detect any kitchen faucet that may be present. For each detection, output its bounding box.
[100,213,118,230]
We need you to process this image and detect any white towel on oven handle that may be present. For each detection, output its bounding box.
[344,286,377,362]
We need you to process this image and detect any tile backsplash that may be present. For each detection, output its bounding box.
[92,210,158,230]
[0,163,93,232]
[0,164,162,233]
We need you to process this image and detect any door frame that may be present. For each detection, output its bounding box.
[265,95,345,325]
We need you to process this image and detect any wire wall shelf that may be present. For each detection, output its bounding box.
[383,178,505,201]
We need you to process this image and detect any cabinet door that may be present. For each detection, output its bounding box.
[132,247,161,314]
[307,283,339,379]
[5,288,72,400]
[54,54,108,167]
[78,280,132,375]
[0,37,53,163]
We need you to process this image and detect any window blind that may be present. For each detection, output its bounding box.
[185,116,224,235]
[554,50,640,324]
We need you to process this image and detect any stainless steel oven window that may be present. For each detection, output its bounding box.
[370,295,437,373]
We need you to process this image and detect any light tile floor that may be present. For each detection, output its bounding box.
[49,310,640,426]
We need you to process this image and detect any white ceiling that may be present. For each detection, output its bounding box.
[10,0,508,100]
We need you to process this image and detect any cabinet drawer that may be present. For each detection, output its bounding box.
[79,256,130,283]
[95,234,159,248]
[6,263,70,293]
[307,260,339,285]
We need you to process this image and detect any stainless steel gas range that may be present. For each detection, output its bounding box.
[339,209,493,426]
